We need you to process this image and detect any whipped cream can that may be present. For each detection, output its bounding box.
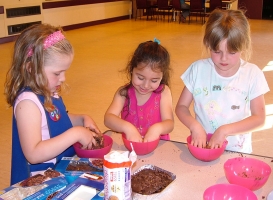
[104,150,137,200]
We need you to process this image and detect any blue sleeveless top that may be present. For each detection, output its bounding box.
[11,88,75,185]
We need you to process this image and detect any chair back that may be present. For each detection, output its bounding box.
[157,0,170,9]
[190,0,204,11]
[136,0,149,9]
[209,0,222,12]
[172,0,181,10]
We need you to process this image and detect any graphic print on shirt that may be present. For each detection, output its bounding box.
[212,85,221,91]
[193,88,202,96]
[231,105,240,110]
[203,87,208,96]
[233,134,246,150]
[204,100,221,131]
[49,105,61,121]
[143,94,160,131]
[222,85,247,96]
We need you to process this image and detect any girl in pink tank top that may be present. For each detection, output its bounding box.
[104,39,174,142]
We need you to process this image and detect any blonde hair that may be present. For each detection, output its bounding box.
[4,24,74,112]
[203,9,251,61]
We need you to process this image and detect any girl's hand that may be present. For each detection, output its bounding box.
[143,125,161,142]
[78,127,99,149]
[190,123,207,148]
[83,116,101,134]
[208,126,227,149]
[126,132,143,142]
[124,127,143,142]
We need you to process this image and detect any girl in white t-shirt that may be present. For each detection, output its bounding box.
[175,9,269,153]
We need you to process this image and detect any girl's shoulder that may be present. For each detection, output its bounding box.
[16,91,39,102]
[190,58,213,68]
[240,60,264,75]
[114,85,132,101]
[157,84,171,96]
[183,58,213,78]
[240,60,260,70]
[14,91,44,114]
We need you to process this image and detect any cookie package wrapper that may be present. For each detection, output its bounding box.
[0,168,67,200]
[104,150,137,200]
[131,164,176,200]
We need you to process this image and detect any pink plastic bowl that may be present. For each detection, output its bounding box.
[224,157,271,191]
[122,134,159,155]
[203,183,258,200]
[73,135,113,158]
[187,133,228,162]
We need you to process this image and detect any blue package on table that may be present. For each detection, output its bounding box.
[23,177,67,200]
[0,169,68,200]
[52,173,105,200]
[54,157,104,184]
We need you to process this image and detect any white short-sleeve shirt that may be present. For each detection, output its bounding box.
[181,58,270,153]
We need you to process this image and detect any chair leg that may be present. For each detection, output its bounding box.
[178,11,181,24]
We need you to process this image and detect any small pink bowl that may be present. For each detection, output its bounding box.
[203,183,258,200]
[73,135,113,158]
[122,134,159,155]
[224,157,271,191]
[187,133,228,162]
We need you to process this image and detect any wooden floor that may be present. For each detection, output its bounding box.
[0,17,273,189]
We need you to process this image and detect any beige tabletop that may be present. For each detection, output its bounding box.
[108,131,273,200]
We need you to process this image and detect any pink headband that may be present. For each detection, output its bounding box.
[27,30,65,57]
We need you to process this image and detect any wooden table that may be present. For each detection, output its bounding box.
[108,132,273,199]
[222,0,237,9]
[173,0,237,22]
[184,0,237,9]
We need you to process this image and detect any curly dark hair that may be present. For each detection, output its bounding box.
[120,40,172,116]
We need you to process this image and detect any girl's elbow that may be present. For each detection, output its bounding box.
[254,115,266,129]
[259,115,266,127]
[26,156,41,164]
[175,104,183,116]
[175,106,179,117]
[167,119,175,131]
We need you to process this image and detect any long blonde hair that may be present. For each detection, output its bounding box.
[4,24,74,112]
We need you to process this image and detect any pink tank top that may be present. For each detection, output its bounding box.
[121,85,170,140]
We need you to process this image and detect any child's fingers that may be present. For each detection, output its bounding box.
[208,140,222,149]
[92,127,101,134]
[85,126,101,135]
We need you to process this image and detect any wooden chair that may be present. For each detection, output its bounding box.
[156,0,173,22]
[204,0,222,22]
[135,0,153,20]
[188,0,205,24]
[209,0,222,13]
[172,0,184,23]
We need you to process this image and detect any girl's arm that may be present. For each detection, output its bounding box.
[15,100,98,164]
[104,88,142,142]
[175,86,207,147]
[68,113,100,134]
[209,94,266,148]
[144,86,174,142]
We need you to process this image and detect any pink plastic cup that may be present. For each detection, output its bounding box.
[187,133,228,162]
[73,135,113,158]
[122,133,159,155]
[224,157,271,191]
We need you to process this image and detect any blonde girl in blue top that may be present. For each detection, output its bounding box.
[4,24,101,184]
